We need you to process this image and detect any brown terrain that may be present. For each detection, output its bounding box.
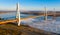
[0,23,59,35]
[0,11,60,16]
[21,11,60,17]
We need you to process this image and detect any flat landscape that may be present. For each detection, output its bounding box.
[0,22,59,35]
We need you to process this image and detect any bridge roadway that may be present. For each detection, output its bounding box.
[0,15,44,24]
[0,19,17,24]
[0,13,59,25]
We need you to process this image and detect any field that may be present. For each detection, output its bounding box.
[0,22,58,35]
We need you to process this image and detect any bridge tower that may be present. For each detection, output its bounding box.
[44,7,47,21]
[16,2,20,26]
[53,8,56,19]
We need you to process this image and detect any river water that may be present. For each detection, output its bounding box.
[0,12,35,20]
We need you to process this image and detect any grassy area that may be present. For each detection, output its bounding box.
[0,23,58,35]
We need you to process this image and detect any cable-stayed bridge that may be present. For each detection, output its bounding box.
[0,3,58,26]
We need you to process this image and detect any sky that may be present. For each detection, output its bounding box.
[0,0,19,11]
[0,0,60,11]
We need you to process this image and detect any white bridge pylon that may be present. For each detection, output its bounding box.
[16,3,20,26]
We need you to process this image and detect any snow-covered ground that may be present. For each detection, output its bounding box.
[21,16,60,34]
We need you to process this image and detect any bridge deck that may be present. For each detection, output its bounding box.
[0,14,57,25]
[0,20,17,24]
[0,15,43,24]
